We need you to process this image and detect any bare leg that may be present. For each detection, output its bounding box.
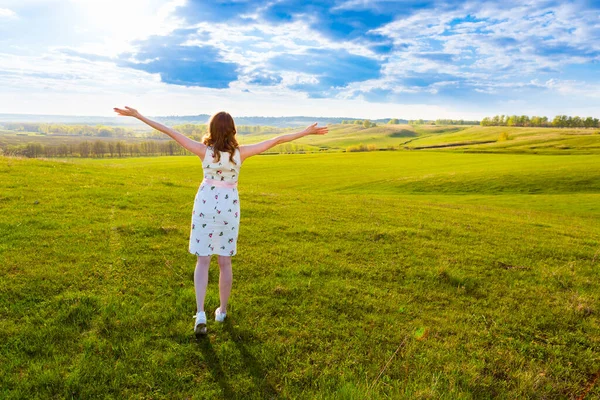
[194,256,211,312]
[217,255,233,313]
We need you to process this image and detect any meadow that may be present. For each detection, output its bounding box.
[1,149,599,399]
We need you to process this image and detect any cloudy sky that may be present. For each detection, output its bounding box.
[1,0,599,119]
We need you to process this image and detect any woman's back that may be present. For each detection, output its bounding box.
[202,146,241,183]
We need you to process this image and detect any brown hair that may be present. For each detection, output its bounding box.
[202,111,239,164]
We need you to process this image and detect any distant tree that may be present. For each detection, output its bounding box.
[167,141,177,156]
[552,115,567,128]
[115,141,126,157]
[130,143,141,157]
[25,143,44,158]
[78,141,90,157]
[388,118,399,124]
[584,117,595,128]
[363,120,372,128]
[97,127,114,137]
[346,143,369,152]
[566,116,573,127]
[57,144,69,157]
[92,140,107,157]
[107,142,115,157]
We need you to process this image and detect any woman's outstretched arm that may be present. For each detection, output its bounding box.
[113,106,207,158]
[239,123,328,162]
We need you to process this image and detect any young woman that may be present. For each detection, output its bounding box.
[113,106,328,336]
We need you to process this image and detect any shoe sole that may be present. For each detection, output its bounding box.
[195,323,207,337]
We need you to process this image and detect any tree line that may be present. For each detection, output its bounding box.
[1,136,314,159]
[340,120,378,128]
[407,119,480,125]
[1,122,282,139]
[1,140,191,158]
[1,123,136,137]
[480,115,600,128]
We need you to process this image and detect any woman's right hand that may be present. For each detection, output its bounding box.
[302,123,328,136]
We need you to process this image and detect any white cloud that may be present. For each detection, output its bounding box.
[63,0,186,57]
[0,8,17,18]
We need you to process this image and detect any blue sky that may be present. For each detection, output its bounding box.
[0,0,599,119]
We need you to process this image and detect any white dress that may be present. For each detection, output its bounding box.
[188,146,242,256]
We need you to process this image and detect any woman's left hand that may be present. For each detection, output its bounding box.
[113,106,142,119]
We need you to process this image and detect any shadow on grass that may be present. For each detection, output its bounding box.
[194,320,278,399]
[225,320,279,399]
[195,336,236,399]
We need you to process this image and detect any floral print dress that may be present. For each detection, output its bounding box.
[188,146,242,256]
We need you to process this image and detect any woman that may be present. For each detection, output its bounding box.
[113,106,328,336]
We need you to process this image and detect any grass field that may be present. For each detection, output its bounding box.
[1,151,599,399]
[400,126,600,154]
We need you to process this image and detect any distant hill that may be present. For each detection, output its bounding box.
[0,113,407,128]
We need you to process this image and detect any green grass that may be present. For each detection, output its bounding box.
[1,151,599,399]
[402,126,600,154]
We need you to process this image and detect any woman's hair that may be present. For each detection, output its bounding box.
[202,111,239,164]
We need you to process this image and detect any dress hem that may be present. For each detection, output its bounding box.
[189,250,237,257]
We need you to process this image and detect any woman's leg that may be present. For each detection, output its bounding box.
[194,256,211,312]
[217,255,233,313]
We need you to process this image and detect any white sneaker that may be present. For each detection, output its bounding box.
[215,307,227,322]
[193,311,207,336]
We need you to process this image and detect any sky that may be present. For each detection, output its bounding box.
[0,0,599,120]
